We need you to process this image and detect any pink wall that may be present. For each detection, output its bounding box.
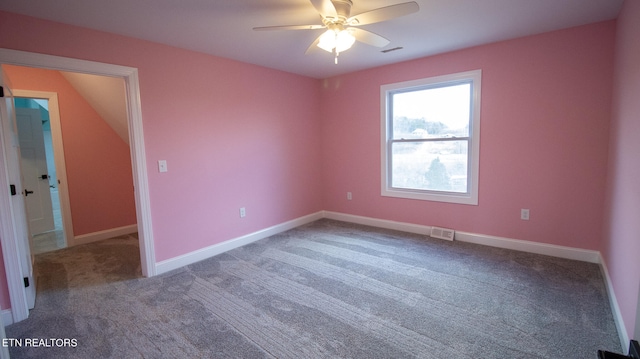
[3,65,137,236]
[321,21,615,251]
[602,0,640,341]
[0,11,324,265]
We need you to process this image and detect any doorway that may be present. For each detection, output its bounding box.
[0,48,156,324]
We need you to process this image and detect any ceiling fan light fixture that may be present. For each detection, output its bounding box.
[317,29,336,52]
[253,1,421,64]
[317,29,355,53]
[336,29,356,52]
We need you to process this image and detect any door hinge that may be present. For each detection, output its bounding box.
[23,277,29,288]
[0,87,4,98]
[10,184,17,196]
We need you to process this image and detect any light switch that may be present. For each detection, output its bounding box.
[158,160,168,173]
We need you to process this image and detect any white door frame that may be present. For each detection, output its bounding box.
[0,68,32,324]
[635,281,640,340]
[14,91,74,247]
[0,48,156,322]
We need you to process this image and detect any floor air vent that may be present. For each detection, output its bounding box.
[430,226,455,241]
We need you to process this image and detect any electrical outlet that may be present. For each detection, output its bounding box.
[239,207,246,218]
[347,192,352,200]
[521,209,530,220]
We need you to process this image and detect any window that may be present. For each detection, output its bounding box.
[380,70,481,205]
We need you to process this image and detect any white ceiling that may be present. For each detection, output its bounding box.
[0,0,624,79]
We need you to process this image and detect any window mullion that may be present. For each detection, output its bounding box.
[391,137,470,143]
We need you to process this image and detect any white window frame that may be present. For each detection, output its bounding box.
[380,69,482,205]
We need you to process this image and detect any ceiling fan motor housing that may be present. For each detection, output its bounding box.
[330,0,353,20]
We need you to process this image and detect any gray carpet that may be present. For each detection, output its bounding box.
[6,220,621,358]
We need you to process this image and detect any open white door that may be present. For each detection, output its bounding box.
[0,68,36,318]
[16,107,55,235]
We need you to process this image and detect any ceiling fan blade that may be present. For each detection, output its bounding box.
[253,24,325,31]
[351,28,390,48]
[309,0,338,19]
[305,34,323,54]
[348,1,419,26]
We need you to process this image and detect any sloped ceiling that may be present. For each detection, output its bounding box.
[60,72,129,145]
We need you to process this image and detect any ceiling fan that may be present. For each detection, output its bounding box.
[253,0,420,63]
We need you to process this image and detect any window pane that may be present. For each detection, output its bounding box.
[391,141,468,193]
[392,84,471,139]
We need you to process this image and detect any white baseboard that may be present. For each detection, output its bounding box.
[599,254,630,353]
[323,211,433,235]
[454,231,601,263]
[1,309,13,326]
[325,211,600,263]
[155,212,324,275]
[73,224,138,246]
[156,210,600,274]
